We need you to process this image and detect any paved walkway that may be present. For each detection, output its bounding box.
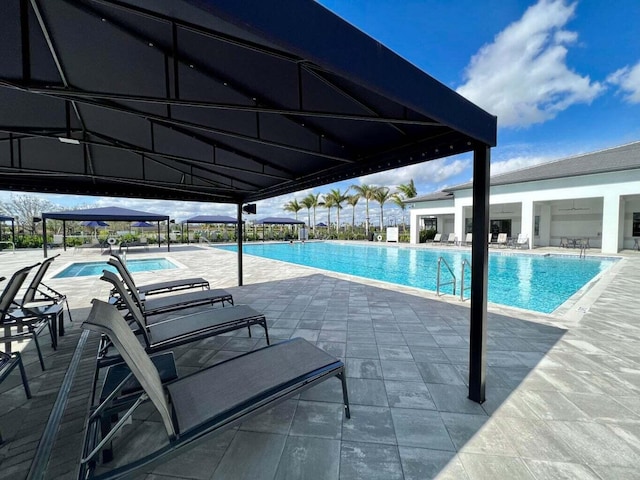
[1,244,639,479]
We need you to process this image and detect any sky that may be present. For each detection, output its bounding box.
[2,0,639,226]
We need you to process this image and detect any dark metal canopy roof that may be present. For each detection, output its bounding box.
[255,217,305,225]
[0,215,14,222]
[184,215,238,224]
[0,0,496,205]
[42,206,168,222]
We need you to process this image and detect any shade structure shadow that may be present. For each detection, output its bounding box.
[58,272,568,480]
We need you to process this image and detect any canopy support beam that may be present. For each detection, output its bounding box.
[237,203,243,287]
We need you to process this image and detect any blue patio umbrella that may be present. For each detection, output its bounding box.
[316,222,327,227]
[131,221,155,228]
[81,220,109,228]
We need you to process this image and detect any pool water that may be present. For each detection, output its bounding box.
[217,243,617,313]
[53,258,178,278]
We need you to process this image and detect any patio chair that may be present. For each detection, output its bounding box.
[515,234,529,249]
[446,233,457,245]
[109,254,210,297]
[0,264,55,370]
[18,254,73,324]
[496,233,508,248]
[559,237,570,248]
[106,257,232,317]
[80,299,349,479]
[463,233,472,246]
[432,233,442,243]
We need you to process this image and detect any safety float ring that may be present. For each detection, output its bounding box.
[107,237,117,245]
[377,234,383,242]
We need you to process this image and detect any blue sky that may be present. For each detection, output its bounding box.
[2,0,639,225]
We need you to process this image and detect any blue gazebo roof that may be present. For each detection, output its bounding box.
[42,206,168,222]
[184,215,239,224]
[255,217,305,225]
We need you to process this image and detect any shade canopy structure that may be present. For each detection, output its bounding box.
[0,0,496,403]
[42,206,169,254]
[255,217,305,225]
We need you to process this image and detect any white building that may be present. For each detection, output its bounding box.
[408,141,640,254]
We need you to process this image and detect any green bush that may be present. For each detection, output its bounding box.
[15,234,44,248]
[419,228,436,243]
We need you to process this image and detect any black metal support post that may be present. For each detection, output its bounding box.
[62,220,66,251]
[237,204,243,286]
[43,218,48,258]
[469,145,490,403]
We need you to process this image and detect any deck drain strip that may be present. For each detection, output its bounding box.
[27,329,90,480]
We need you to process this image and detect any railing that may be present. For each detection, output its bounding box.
[460,259,471,301]
[436,257,456,296]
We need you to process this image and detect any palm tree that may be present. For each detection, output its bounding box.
[346,194,360,232]
[283,199,302,221]
[324,188,349,234]
[351,184,376,236]
[319,194,335,234]
[373,186,392,229]
[392,193,407,231]
[300,195,314,230]
[396,179,417,200]
[303,193,321,235]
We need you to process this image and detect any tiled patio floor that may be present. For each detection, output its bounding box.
[1,243,640,479]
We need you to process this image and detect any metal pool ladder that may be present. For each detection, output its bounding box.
[460,259,471,301]
[436,257,456,296]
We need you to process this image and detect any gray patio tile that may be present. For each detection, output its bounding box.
[149,429,235,479]
[300,377,345,404]
[398,446,467,480]
[480,388,541,418]
[417,362,465,386]
[209,431,286,480]
[589,465,640,480]
[339,441,403,480]
[289,401,344,439]
[381,360,423,381]
[522,459,601,479]
[427,384,487,415]
[347,378,389,407]
[612,396,640,416]
[520,390,590,421]
[341,405,396,444]
[318,330,348,342]
[291,328,320,342]
[384,380,436,410]
[391,408,455,450]
[345,358,383,379]
[440,412,517,455]
[375,332,407,345]
[377,345,413,361]
[433,335,468,348]
[403,333,438,347]
[239,399,297,434]
[274,436,340,480]
[458,452,535,480]
[440,348,468,364]
[346,343,379,359]
[347,331,377,344]
[408,346,449,363]
[298,319,324,329]
[322,321,348,331]
[316,341,346,358]
[493,417,582,463]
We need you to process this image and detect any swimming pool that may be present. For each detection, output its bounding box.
[217,243,617,313]
[53,258,178,278]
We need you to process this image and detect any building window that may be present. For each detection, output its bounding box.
[422,217,437,231]
[465,218,473,234]
[633,213,640,236]
[534,215,540,236]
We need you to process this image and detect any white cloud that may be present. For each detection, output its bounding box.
[456,0,603,128]
[490,155,552,176]
[607,61,640,104]
[357,157,470,190]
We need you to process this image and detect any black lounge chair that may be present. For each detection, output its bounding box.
[18,254,73,324]
[110,254,210,297]
[0,264,57,370]
[106,258,232,317]
[80,300,349,480]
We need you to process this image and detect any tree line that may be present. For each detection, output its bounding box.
[283,180,417,236]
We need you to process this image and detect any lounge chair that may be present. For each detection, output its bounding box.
[106,257,231,317]
[496,233,508,248]
[515,234,529,249]
[446,233,457,246]
[109,254,210,297]
[0,264,56,370]
[18,254,73,324]
[464,233,472,246]
[432,233,442,243]
[80,299,350,479]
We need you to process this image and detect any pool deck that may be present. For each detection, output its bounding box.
[1,242,640,479]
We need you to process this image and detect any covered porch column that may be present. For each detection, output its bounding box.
[409,211,420,244]
[469,145,490,403]
[454,203,465,245]
[602,194,622,253]
[520,199,534,249]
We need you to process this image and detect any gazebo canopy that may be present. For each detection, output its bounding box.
[0,0,495,205]
[42,206,168,222]
[184,215,239,224]
[0,215,14,222]
[255,217,305,225]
